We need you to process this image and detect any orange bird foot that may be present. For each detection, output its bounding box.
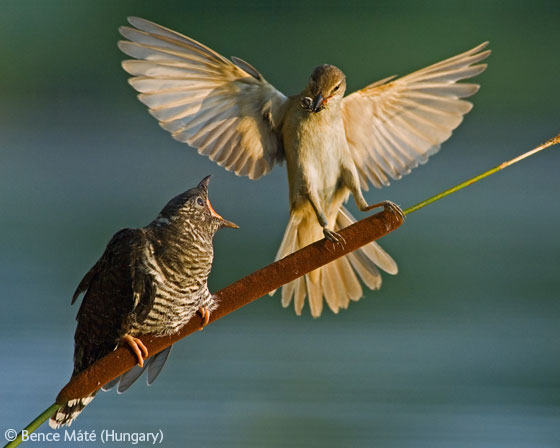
[121,334,149,367]
[198,306,211,330]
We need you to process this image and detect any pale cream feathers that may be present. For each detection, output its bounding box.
[119,17,489,317]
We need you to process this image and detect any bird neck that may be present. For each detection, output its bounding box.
[148,222,215,277]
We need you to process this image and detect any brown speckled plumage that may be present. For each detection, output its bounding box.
[50,176,236,428]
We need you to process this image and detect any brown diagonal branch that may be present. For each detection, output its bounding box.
[56,208,403,404]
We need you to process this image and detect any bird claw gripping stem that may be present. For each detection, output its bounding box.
[365,201,406,221]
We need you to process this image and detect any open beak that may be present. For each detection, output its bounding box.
[206,198,239,229]
[198,175,238,228]
[311,93,325,113]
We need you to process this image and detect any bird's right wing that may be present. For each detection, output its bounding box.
[74,228,165,393]
[73,228,154,371]
[119,17,287,180]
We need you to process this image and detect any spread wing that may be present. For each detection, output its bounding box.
[73,228,155,374]
[342,42,490,190]
[119,17,287,180]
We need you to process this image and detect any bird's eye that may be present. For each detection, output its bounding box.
[333,84,340,92]
[196,197,204,207]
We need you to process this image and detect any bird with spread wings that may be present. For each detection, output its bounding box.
[119,17,490,317]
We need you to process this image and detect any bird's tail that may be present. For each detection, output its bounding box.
[274,206,398,317]
[49,345,173,428]
[49,394,96,429]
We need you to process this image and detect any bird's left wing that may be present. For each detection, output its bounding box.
[342,42,490,190]
[119,17,287,180]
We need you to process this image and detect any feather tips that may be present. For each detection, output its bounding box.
[342,42,490,189]
[120,17,287,180]
[276,207,397,317]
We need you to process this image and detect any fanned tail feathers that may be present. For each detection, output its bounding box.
[275,207,397,317]
[49,395,95,429]
[50,346,173,428]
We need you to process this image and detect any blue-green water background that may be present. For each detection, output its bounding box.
[1,1,559,446]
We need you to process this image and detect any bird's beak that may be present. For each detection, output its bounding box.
[220,217,239,229]
[311,93,325,113]
[206,198,239,229]
[199,175,238,228]
[198,175,211,190]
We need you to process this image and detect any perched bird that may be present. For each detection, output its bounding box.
[50,176,237,428]
[118,17,490,317]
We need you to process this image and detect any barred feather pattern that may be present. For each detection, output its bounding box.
[50,179,224,429]
[131,221,218,336]
[51,396,95,429]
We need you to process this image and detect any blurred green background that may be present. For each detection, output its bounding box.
[1,1,559,447]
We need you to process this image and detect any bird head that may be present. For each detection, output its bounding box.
[301,64,346,113]
[152,175,238,235]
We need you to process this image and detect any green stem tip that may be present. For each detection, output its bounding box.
[403,133,560,216]
[3,404,60,447]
